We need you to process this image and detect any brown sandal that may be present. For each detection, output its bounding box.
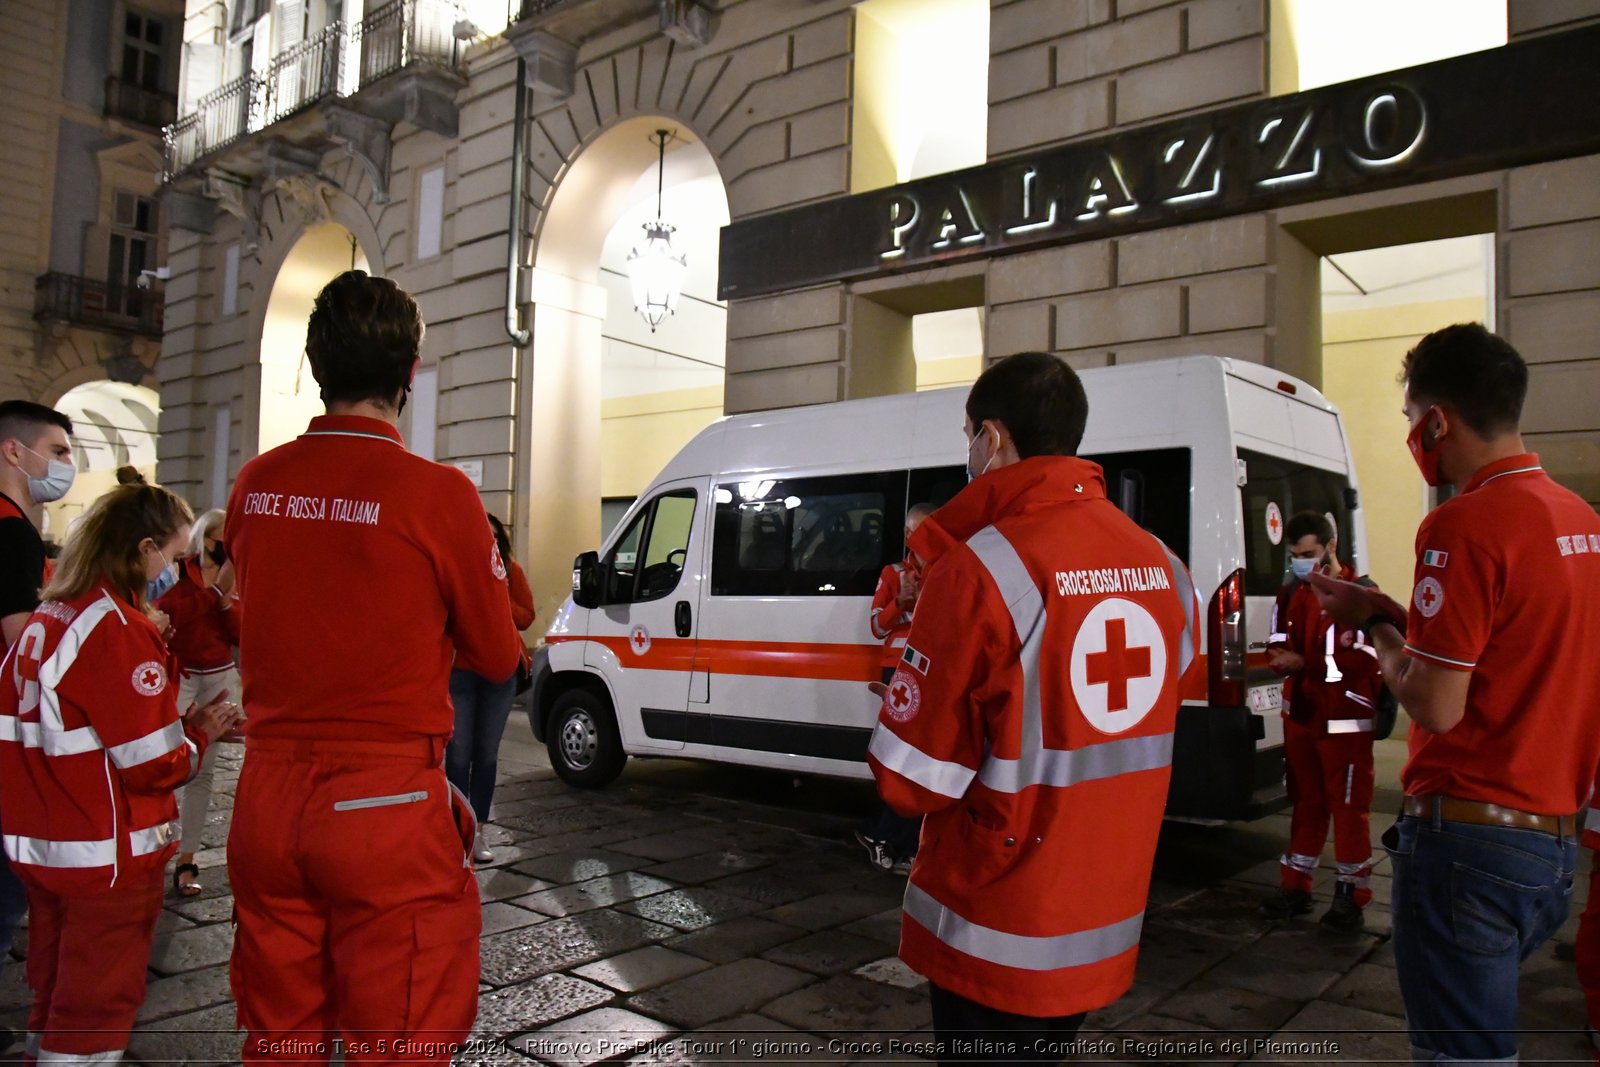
[173,863,202,898]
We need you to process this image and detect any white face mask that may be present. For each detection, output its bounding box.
[1289,557,1318,580]
[146,547,179,601]
[965,427,996,484]
[18,443,75,504]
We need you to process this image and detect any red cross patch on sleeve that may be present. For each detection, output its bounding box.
[131,660,168,696]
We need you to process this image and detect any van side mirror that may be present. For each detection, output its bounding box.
[572,551,604,609]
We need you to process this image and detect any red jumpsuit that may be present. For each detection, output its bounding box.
[1269,568,1383,905]
[225,414,521,1065]
[1579,789,1600,1062]
[868,457,1197,1018]
[0,584,208,1062]
[869,560,918,676]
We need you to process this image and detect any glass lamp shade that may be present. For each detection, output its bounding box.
[626,222,688,332]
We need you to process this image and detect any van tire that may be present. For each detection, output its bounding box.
[546,689,625,788]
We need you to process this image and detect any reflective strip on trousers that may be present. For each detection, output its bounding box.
[3,833,117,868]
[0,716,102,756]
[979,731,1174,792]
[128,819,180,857]
[1587,807,1600,835]
[37,1049,125,1064]
[867,722,974,800]
[1281,852,1318,874]
[903,881,1143,972]
[1327,718,1373,735]
[107,720,185,770]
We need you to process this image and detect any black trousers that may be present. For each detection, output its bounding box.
[930,984,1086,1065]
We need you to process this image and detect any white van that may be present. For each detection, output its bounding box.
[529,355,1368,820]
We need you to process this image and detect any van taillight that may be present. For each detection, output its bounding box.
[1209,568,1246,707]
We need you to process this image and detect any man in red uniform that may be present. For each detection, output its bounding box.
[1312,323,1600,1064]
[225,272,521,1064]
[0,400,76,971]
[869,353,1198,1060]
[856,503,932,873]
[1261,511,1383,931]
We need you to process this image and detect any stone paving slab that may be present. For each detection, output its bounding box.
[472,973,614,1039]
[512,1005,676,1067]
[619,887,774,931]
[760,929,894,977]
[572,946,712,993]
[625,958,813,1028]
[514,849,655,885]
[760,973,930,1034]
[137,964,234,1023]
[639,850,773,886]
[664,915,809,964]
[479,911,678,988]
[516,873,681,918]
[761,893,896,933]
[147,922,235,976]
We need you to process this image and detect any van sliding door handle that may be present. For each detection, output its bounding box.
[674,601,692,638]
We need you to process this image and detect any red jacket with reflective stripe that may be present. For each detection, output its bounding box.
[225,415,522,741]
[868,457,1198,1018]
[155,557,241,674]
[1269,568,1384,730]
[0,585,204,892]
[869,561,917,671]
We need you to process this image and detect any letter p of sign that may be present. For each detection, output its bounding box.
[881,194,918,261]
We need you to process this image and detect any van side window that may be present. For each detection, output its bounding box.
[1085,448,1192,565]
[712,473,907,596]
[603,490,697,603]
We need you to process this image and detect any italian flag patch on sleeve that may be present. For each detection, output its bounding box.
[1422,550,1449,568]
[901,645,931,675]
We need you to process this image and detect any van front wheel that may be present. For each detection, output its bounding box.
[546,690,626,788]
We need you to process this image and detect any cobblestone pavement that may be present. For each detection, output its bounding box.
[1,718,1592,1065]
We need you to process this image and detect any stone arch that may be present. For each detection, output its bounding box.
[38,360,159,409]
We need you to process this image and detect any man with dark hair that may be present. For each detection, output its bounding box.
[1260,510,1383,931]
[0,399,75,964]
[1311,322,1600,1064]
[225,271,521,1063]
[869,351,1198,1060]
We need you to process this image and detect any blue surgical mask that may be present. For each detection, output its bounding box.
[20,443,75,504]
[147,550,179,601]
[1289,557,1317,580]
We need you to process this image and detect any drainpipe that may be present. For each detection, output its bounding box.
[505,56,532,348]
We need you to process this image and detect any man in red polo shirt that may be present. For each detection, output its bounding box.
[1311,323,1600,1064]
[225,271,521,1064]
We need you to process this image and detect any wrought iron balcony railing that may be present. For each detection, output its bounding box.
[35,273,165,338]
[162,0,464,181]
[104,76,178,128]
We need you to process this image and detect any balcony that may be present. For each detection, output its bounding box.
[162,0,466,186]
[104,76,178,129]
[35,273,165,338]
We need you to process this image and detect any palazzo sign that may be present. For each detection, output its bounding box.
[718,25,1600,301]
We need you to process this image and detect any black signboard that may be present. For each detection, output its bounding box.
[718,25,1600,301]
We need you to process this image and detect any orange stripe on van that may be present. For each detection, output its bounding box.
[552,638,1217,698]
[546,635,881,682]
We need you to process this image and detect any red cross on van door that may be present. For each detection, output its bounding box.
[1070,598,1168,735]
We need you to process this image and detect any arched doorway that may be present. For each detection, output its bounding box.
[520,118,730,620]
[256,222,370,453]
[43,380,160,544]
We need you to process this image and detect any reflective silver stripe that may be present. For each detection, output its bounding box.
[1405,644,1475,669]
[184,738,200,782]
[903,882,1143,972]
[1342,690,1373,710]
[980,731,1173,792]
[1584,807,1599,834]
[36,595,121,731]
[868,723,975,799]
[106,720,185,770]
[3,833,116,868]
[38,1048,125,1064]
[332,790,429,812]
[1158,543,1197,678]
[870,610,891,639]
[25,1032,40,1057]
[0,716,102,755]
[1327,718,1374,734]
[1267,632,1288,644]
[128,819,179,856]
[966,526,1049,792]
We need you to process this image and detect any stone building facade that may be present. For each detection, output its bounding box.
[120,0,1600,616]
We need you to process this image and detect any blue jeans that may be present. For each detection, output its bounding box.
[1384,814,1577,1064]
[445,668,518,823]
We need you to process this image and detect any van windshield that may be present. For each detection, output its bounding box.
[1238,448,1355,597]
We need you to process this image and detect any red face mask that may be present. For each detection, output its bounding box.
[1407,407,1445,487]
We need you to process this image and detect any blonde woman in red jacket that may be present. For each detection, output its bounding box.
[445,513,533,862]
[0,484,240,1063]
[154,507,242,897]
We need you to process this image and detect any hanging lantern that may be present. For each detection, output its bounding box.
[625,129,688,333]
